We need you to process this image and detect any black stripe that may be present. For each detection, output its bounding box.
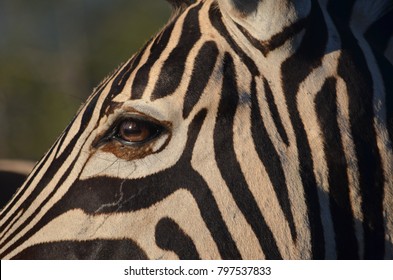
[183,41,219,119]
[315,77,358,259]
[1,61,143,256]
[33,109,241,259]
[0,149,81,258]
[235,17,308,57]
[328,0,385,259]
[155,217,200,259]
[209,4,260,77]
[13,240,148,260]
[91,52,134,99]
[0,133,65,243]
[151,3,202,100]
[0,89,105,255]
[281,1,328,259]
[0,131,69,223]
[364,8,393,56]
[79,86,105,131]
[372,44,393,147]
[177,109,242,260]
[365,9,393,146]
[0,142,51,223]
[0,130,66,236]
[251,78,297,242]
[263,78,289,145]
[131,19,177,99]
[97,57,137,117]
[105,57,137,101]
[214,53,281,259]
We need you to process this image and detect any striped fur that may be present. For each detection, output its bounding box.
[0,0,392,259]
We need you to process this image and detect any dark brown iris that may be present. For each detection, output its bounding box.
[118,119,154,143]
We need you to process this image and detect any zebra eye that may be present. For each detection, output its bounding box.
[114,118,162,144]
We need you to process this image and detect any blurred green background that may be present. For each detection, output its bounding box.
[0,0,171,161]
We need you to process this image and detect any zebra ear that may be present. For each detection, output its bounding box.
[219,0,260,17]
[216,0,311,41]
[166,0,195,10]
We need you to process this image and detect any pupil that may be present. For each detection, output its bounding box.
[114,117,161,144]
[123,122,141,135]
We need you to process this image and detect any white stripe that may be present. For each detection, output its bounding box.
[0,138,61,243]
[335,77,365,257]
[5,189,218,260]
[0,78,115,257]
[297,52,342,259]
[234,72,301,259]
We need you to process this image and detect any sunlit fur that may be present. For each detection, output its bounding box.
[0,0,392,259]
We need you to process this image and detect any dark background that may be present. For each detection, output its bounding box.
[0,0,170,160]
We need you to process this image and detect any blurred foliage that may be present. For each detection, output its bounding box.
[0,0,171,160]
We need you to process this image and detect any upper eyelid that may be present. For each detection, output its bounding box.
[111,115,163,135]
[120,101,167,121]
[114,114,169,134]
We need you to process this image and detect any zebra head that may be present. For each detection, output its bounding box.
[1,0,393,260]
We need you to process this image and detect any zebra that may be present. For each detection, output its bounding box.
[0,0,392,260]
